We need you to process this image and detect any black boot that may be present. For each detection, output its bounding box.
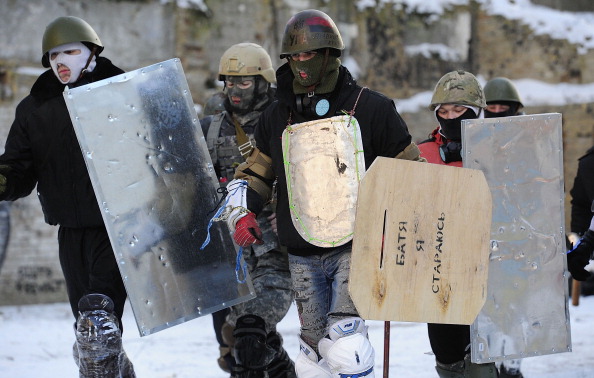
[266,332,296,378]
[231,315,276,378]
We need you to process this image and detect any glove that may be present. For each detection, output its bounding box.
[567,229,594,281]
[233,212,263,247]
[0,164,10,195]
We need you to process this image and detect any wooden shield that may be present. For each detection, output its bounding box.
[349,157,492,325]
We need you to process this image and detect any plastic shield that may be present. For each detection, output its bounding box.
[64,58,254,336]
[462,113,570,363]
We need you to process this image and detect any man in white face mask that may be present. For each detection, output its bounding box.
[48,41,97,84]
[0,16,134,378]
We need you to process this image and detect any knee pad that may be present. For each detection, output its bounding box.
[295,337,332,378]
[233,315,276,370]
[318,317,375,378]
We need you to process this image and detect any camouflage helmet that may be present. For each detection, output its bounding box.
[280,9,344,59]
[430,70,486,110]
[41,16,103,68]
[484,77,523,107]
[218,42,276,84]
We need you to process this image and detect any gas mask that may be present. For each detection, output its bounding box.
[296,93,331,118]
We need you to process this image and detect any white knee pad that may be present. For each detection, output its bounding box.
[295,336,332,378]
[318,317,375,378]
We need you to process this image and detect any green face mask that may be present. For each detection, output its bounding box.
[290,54,340,95]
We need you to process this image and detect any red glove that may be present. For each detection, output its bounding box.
[234,212,264,247]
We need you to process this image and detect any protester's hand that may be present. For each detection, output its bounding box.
[0,164,11,195]
[267,212,277,235]
[233,212,263,247]
[567,229,594,281]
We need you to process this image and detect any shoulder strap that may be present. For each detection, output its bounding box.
[206,113,225,163]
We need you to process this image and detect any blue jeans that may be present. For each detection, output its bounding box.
[288,245,359,350]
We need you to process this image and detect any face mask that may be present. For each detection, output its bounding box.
[225,75,257,113]
[290,54,340,94]
[437,108,477,141]
[49,42,96,84]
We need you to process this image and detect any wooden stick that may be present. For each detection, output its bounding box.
[383,321,390,378]
[572,280,580,306]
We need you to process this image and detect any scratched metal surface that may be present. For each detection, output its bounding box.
[462,113,570,363]
[282,115,366,247]
[65,59,254,336]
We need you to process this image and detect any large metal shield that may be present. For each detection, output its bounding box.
[64,58,254,336]
[462,113,570,363]
[282,115,365,247]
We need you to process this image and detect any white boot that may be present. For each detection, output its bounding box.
[295,336,332,377]
[318,317,375,378]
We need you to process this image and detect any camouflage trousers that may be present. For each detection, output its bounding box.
[227,247,294,333]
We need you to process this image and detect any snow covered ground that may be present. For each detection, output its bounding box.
[1,295,593,377]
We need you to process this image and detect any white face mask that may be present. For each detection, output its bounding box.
[48,42,96,84]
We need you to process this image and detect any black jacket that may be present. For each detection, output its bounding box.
[570,146,594,234]
[0,57,124,227]
[254,63,412,255]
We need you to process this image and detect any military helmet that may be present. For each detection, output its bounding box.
[41,16,103,68]
[430,70,486,110]
[484,77,523,107]
[280,9,344,59]
[218,42,276,84]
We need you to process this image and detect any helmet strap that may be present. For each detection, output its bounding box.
[80,45,97,79]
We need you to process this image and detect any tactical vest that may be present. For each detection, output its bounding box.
[206,113,256,183]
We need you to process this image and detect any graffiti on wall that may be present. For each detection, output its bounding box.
[16,265,65,295]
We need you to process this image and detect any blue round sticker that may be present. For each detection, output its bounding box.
[315,99,330,116]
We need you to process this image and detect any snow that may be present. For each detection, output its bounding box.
[2,1,594,376]
[356,0,594,54]
[396,78,594,113]
[1,296,593,377]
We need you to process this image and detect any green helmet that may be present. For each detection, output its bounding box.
[430,70,486,110]
[218,42,276,84]
[41,16,103,68]
[484,77,523,107]
[280,9,344,59]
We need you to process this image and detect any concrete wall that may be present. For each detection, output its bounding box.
[0,0,593,305]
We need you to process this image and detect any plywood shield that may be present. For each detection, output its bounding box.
[350,157,492,325]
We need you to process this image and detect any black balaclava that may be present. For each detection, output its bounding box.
[437,108,477,141]
[484,101,520,118]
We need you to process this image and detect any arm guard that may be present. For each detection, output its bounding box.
[395,142,427,162]
[233,147,275,203]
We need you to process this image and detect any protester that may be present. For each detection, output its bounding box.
[418,70,498,378]
[0,16,134,377]
[200,42,295,377]
[222,9,424,377]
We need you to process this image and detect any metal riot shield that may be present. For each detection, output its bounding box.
[282,115,365,247]
[462,113,570,363]
[64,58,254,336]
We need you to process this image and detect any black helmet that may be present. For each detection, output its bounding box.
[41,16,103,68]
[280,9,344,59]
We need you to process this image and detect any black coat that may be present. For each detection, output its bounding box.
[0,57,124,227]
[254,63,412,254]
[570,146,594,234]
